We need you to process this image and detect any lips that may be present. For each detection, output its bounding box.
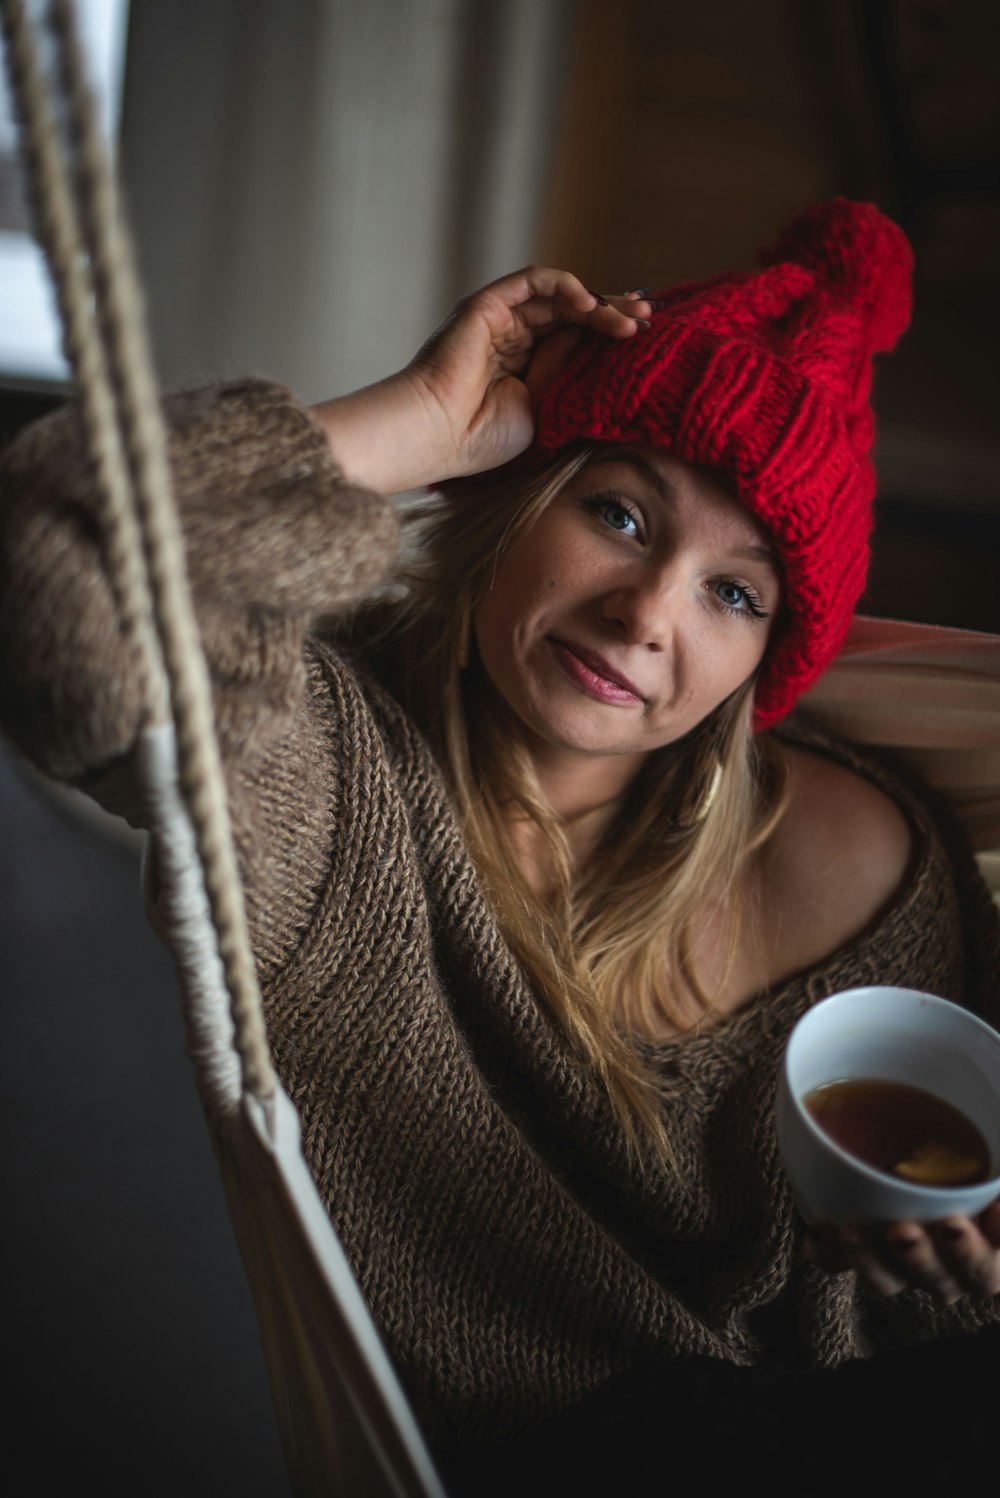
[548,638,645,705]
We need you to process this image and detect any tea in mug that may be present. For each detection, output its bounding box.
[803,1078,991,1186]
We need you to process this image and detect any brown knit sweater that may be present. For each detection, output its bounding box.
[2,378,998,1446]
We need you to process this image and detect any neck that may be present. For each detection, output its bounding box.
[526,738,647,826]
[468,675,649,892]
[509,734,648,898]
[472,671,648,827]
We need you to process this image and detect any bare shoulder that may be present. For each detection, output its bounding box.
[759,740,915,969]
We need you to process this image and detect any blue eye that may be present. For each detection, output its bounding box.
[712,580,770,621]
[603,502,636,532]
[588,493,640,537]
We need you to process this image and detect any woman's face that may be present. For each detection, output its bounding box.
[473,448,782,766]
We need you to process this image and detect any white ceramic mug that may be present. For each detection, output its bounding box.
[776,986,1000,1223]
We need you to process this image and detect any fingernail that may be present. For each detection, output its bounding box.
[626,286,652,298]
[588,290,609,307]
[634,318,652,330]
[938,1221,964,1241]
[888,1234,919,1251]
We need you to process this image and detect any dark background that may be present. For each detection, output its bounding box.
[2,1,998,1493]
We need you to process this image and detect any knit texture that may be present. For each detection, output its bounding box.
[2,378,997,1449]
[530,199,914,729]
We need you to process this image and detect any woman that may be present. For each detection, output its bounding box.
[1,198,998,1469]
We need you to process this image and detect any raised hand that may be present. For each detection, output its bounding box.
[311,268,650,495]
[406,267,648,479]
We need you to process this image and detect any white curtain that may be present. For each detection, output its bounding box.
[122,0,569,400]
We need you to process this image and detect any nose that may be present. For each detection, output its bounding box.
[600,565,678,650]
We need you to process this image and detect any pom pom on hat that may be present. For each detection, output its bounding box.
[763,197,913,353]
[528,198,914,728]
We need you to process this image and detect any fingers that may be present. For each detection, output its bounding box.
[802,1221,851,1274]
[977,1196,1000,1248]
[879,1223,963,1303]
[469,265,652,350]
[930,1216,1000,1298]
[596,293,652,330]
[520,288,657,399]
[838,1226,911,1298]
[803,1221,909,1296]
[406,265,657,478]
[802,1215,1000,1305]
[519,285,649,340]
[882,1217,1000,1302]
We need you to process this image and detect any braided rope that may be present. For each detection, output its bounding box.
[1,0,275,1100]
[1,16,454,1491]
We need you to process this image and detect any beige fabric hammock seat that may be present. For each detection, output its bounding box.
[803,615,1000,898]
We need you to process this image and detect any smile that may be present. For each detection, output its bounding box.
[548,638,645,706]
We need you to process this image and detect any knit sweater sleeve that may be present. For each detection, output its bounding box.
[0,377,400,974]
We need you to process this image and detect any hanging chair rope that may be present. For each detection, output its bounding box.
[0,4,446,1493]
[2,0,275,1101]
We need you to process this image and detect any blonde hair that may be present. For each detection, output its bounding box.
[365,448,787,1170]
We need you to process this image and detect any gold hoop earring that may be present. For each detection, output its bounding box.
[679,752,723,828]
[695,757,723,821]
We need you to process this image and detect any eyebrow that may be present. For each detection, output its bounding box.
[589,452,780,569]
[731,542,779,568]
[592,451,673,504]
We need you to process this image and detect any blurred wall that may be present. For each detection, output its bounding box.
[541,0,840,287]
[121,0,570,398]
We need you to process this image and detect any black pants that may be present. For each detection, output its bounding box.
[438,1325,1000,1495]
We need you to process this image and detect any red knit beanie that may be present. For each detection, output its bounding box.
[529,198,913,729]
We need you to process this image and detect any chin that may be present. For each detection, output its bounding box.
[520,700,646,757]
[540,705,709,758]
